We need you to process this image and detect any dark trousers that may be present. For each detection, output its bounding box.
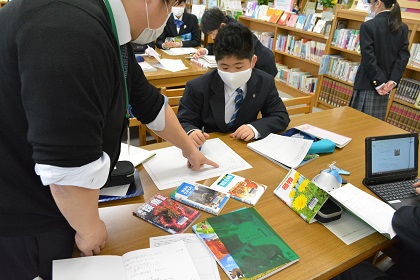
[0,225,75,280]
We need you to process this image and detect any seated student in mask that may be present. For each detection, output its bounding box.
[156,0,200,49]
[177,23,290,148]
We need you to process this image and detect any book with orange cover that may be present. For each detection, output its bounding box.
[277,11,291,26]
[264,7,276,22]
[269,9,283,23]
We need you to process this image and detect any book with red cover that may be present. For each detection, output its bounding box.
[133,193,201,234]
[277,12,291,26]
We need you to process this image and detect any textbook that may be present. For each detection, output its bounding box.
[53,241,200,280]
[294,124,352,148]
[274,169,329,224]
[133,193,201,234]
[247,133,316,169]
[171,182,230,215]
[192,207,299,280]
[210,173,267,206]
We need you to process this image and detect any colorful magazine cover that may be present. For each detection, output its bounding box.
[274,169,329,223]
[171,182,230,215]
[193,207,299,280]
[210,173,267,206]
[133,193,201,234]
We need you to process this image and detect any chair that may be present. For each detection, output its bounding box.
[128,87,184,146]
[282,95,313,116]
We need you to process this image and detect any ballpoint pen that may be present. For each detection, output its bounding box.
[199,126,204,151]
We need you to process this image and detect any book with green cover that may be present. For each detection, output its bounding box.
[274,169,329,223]
[192,207,299,280]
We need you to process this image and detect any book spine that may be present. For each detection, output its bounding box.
[173,195,219,215]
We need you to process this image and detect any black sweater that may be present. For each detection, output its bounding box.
[0,0,164,235]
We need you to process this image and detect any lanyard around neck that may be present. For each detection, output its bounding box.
[103,0,130,119]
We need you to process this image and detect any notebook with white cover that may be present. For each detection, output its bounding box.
[294,124,351,148]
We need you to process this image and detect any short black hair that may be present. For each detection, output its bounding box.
[213,23,254,61]
[200,8,226,34]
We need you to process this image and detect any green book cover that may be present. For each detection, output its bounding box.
[193,208,299,280]
[274,169,329,223]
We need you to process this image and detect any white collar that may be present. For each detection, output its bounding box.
[226,84,246,98]
[107,0,131,45]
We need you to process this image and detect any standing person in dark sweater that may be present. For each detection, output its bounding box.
[350,0,410,120]
[156,0,200,49]
[192,7,278,77]
[0,0,217,279]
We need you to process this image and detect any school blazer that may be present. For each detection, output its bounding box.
[206,16,278,77]
[156,13,200,48]
[353,11,410,90]
[177,68,290,138]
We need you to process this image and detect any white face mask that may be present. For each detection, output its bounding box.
[217,67,252,90]
[172,7,184,18]
[132,1,170,44]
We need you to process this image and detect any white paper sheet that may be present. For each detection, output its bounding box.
[161,47,197,56]
[143,138,252,190]
[119,143,156,167]
[145,45,188,72]
[150,234,221,280]
[294,124,352,148]
[322,209,376,245]
[99,184,130,197]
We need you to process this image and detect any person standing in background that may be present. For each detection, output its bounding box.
[0,0,217,279]
[350,0,410,120]
[156,0,200,49]
[192,7,278,78]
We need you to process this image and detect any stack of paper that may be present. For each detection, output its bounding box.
[161,47,197,56]
[294,124,352,148]
[145,45,188,72]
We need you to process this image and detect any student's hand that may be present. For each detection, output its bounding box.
[184,148,219,170]
[384,80,396,93]
[76,219,108,257]
[192,48,207,59]
[163,41,180,49]
[376,85,388,96]
[231,125,255,142]
[413,182,420,195]
[189,130,210,148]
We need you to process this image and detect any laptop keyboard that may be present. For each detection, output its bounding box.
[371,179,419,201]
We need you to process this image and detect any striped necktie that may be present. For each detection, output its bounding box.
[227,88,244,128]
[120,44,128,79]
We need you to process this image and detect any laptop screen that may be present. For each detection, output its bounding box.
[365,133,418,184]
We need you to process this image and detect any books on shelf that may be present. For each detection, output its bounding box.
[277,11,292,26]
[286,14,299,27]
[274,169,329,223]
[245,1,258,17]
[386,102,420,133]
[253,30,275,49]
[247,133,316,169]
[269,9,283,23]
[256,4,269,20]
[295,14,307,29]
[276,34,326,64]
[312,19,326,34]
[264,7,276,22]
[274,62,318,94]
[393,78,420,106]
[319,55,360,84]
[318,77,354,107]
[133,193,201,234]
[53,241,200,280]
[192,207,299,280]
[409,43,420,68]
[331,29,361,52]
[294,124,352,148]
[171,182,230,215]
[210,173,267,206]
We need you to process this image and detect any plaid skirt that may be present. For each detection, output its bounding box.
[350,89,389,121]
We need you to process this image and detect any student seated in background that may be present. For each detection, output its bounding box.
[156,0,200,49]
[192,7,278,77]
[178,23,290,148]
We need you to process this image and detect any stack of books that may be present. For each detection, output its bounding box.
[318,77,354,107]
[393,78,420,106]
[386,103,420,133]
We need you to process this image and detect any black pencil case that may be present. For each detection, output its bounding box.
[103,161,135,188]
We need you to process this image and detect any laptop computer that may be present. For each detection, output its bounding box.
[363,133,420,210]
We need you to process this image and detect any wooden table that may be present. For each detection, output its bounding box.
[143,49,209,89]
[91,107,412,279]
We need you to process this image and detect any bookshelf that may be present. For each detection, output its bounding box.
[314,8,420,133]
[238,15,329,97]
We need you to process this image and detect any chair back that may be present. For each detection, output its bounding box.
[161,87,184,114]
[283,96,313,116]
